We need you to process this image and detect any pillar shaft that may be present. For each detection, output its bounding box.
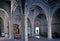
[25,14,28,41]
[21,8,28,41]
[20,14,25,41]
[9,16,14,41]
[31,21,34,36]
[31,9,37,36]
[24,8,29,41]
[47,16,52,39]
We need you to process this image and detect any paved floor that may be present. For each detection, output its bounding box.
[28,36,60,41]
[0,38,10,41]
[0,36,60,41]
[0,39,10,41]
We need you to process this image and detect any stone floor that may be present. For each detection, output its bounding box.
[0,36,60,41]
[28,36,60,41]
[0,38,10,41]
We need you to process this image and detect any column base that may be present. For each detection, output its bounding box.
[48,34,52,39]
[9,35,14,41]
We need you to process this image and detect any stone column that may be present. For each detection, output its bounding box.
[20,8,28,41]
[31,9,37,36]
[24,7,29,41]
[10,1,15,41]
[47,16,52,39]
[31,20,34,36]
[25,14,28,41]
[20,14,25,41]
[20,15,28,41]
[9,16,14,41]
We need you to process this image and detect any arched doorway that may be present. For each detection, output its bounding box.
[52,8,60,38]
[29,6,48,38]
[13,24,19,34]
[27,18,32,37]
[35,14,48,37]
[0,8,9,38]
[34,17,40,35]
[0,17,4,37]
[13,24,20,39]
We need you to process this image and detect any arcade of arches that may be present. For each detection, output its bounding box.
[0,0,60,41]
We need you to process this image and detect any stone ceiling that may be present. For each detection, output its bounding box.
[45,0,60,5]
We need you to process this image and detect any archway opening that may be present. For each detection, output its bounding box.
[27,18,32,37]
[52,8,60,38]
[29,6,48,38]
[0,17,4,37]
[35,14,48,37]
[13,24,20,39]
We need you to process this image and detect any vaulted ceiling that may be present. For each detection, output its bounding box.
[45,0,60,5]
[21,0,25,14]
[0,0,11,1]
